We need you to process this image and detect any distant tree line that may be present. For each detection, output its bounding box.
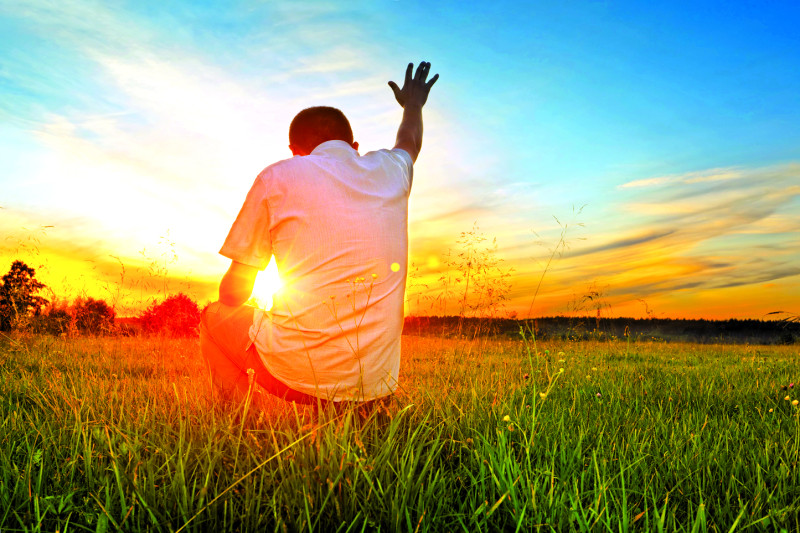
[404,315,800,345]
[0,260,201,337]
[3,259,797,344]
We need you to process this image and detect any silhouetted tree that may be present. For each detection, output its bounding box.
[73,297,115,334]
[0,260,48,330]
[139,293,200,336]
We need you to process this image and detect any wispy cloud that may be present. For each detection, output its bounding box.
[531,163,799,314]
[405,162,799,318]
[618,167,742,189]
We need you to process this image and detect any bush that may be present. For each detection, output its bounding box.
[73,297,115,334]
[30,301,74,336]
[139,293,200,337]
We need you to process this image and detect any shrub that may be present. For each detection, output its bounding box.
[73,297,116,334]
[139,293,200,337]
[30,300,74,336]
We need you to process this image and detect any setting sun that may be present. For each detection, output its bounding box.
[250,255,283,310]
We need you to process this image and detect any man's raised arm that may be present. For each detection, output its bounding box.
[388,61,439,163]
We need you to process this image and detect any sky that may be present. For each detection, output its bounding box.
[1,0,799,320]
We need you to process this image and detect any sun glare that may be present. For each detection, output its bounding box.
[251,255,283,310]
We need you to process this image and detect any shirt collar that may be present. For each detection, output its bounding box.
[310,140,358,158]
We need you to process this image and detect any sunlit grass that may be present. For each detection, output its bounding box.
[1,332,799,531]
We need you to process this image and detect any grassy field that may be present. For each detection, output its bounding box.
[1,331,799,532]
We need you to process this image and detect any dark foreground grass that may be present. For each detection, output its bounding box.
[1,332,799,532]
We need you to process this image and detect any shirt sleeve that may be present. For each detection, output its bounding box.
[219,174,272,270]
[388,148,414,191]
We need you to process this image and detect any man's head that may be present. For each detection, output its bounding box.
[288,106,358,156]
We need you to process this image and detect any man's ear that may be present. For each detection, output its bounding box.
[351,141,359,152]
[289,144,308,156]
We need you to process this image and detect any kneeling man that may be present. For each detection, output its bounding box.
[200,62,439,405]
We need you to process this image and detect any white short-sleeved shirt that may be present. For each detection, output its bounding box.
[219,140,413,401]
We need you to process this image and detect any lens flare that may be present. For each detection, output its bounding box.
[251,255,282,310]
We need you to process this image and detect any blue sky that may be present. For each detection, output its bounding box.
[1,0,799,318]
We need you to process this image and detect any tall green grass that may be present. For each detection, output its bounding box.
[1,332,799,532]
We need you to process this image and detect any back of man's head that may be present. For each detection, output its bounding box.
[289,106,354,155]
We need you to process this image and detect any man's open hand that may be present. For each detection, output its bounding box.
[388,62,439,109]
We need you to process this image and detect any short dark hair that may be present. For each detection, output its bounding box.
[289,106,353,154]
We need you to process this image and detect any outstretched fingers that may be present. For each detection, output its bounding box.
[426,73,439,90]
[389,61,439,108]
[414,61,432,82]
